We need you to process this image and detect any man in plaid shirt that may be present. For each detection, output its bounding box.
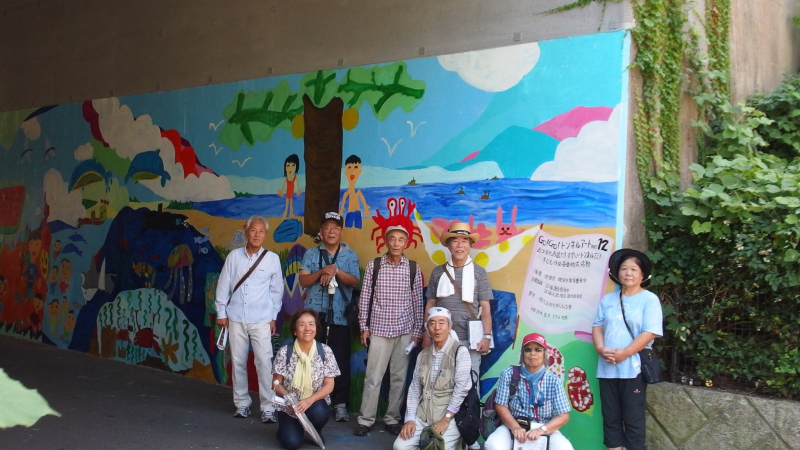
[354,225,424,437]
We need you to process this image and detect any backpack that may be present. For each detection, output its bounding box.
[454,346,482,446]
[480,365,520,439]
[347,256,418,330]
[282,339,326,365]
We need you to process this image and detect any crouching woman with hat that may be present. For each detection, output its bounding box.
[592,249,663,450]
[484,333,574,450]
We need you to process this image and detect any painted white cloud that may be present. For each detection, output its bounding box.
[92,98,234,201]
[438,42,540,92]
[531,105,622,182]
[20,117,41,141]
[74,142,93,161]
[43,169,85,226]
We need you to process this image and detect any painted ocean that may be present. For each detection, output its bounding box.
[192,179,617,228]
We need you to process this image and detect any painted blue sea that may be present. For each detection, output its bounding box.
[193,179,617,228]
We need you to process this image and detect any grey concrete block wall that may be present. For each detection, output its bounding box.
[0,0,633,111]
[647,383,800,449]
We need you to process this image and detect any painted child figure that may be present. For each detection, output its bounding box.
[277,154,302,219]
[340,155,371,229]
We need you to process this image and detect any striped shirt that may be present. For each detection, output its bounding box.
[358,254,424,339]
[215,247,283,324]
[405,337,472,423]
[494,366,571,422]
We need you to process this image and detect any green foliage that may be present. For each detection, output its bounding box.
[629,0,800,398]
[338,63,426,119]
[165,200,194,210]
[214,245,231,260]
[218,64,426,149]
[233,191,253,197]
[647,81,800,399]
[219,80,304,150]
[540,0,621,15]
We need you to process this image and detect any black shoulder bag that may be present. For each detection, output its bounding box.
[619,290,663,384]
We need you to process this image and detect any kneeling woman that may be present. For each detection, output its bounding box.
[272,308,341,449]
[484,333,574,450]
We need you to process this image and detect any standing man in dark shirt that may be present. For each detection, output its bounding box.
[299,212,360,422]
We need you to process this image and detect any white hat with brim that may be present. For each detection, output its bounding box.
[385,225,409,238]
[439,221,479,246]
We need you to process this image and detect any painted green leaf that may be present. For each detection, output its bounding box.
[338,62,426,120]
[0,369,60,428]
[218,80,304,150]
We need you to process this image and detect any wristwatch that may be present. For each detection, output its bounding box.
[483,334,492,339]
[445,412,453,419]
[273,380,280,386]
[540,425,548,432]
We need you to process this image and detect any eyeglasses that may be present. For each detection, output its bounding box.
[322,226,342,232]
[523,347,545,353]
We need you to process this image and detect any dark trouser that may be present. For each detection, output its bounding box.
[276,399,329,450]
[599,374,647,450]
[318,323,350,406]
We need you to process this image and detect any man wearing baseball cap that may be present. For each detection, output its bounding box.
[484,333,573,450]
[299,211,361,422]
[354,225,424,437]
[394,307,471,450]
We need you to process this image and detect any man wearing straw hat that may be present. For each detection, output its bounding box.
[425,222,493,386]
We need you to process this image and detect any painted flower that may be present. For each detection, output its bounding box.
[160,333,179,366]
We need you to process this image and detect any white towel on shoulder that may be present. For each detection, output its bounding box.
[436,257,475,303]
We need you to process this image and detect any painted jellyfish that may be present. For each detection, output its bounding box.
[165,244,193,304]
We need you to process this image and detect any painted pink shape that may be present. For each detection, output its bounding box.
[533,106,614,141]
[496,205,524,243]
[429,216,492,248]
[574,330,594,343]
[459,150,480,163]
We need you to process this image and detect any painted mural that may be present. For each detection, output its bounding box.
[0,31,629,448]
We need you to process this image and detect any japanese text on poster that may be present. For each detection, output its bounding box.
[519,231,614,334]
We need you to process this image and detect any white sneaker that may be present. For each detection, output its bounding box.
[261,410,277,424]
[334,404,349,422]
[233,406,250,418]
[468,442,481,449]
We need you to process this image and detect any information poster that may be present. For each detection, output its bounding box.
[520,231,615,334]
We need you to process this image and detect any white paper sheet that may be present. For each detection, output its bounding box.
[468,319,495,350]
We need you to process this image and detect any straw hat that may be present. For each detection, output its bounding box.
[439,221,479,246]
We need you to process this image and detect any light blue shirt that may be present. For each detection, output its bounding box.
[215,247,284,324]
[300,244,360,326]
[593,290,663,379]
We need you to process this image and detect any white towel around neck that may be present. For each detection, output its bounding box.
[436,256,475,303]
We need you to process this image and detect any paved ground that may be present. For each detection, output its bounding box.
[0,335,398,450]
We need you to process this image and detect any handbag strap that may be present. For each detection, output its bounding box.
[365,257,382,330]
[618,290,636,341]
[441,265,477,320]
[232,249,268,294]
[320,246,347,315]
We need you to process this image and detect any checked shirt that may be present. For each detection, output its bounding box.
[494,366,571,423]
[358,254,424,339]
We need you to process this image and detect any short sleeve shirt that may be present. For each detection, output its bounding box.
[273,343,341,417]
[494,366,571,422]
[300,244,360,326]
[426,264,493,341]
[593,290,663,379]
